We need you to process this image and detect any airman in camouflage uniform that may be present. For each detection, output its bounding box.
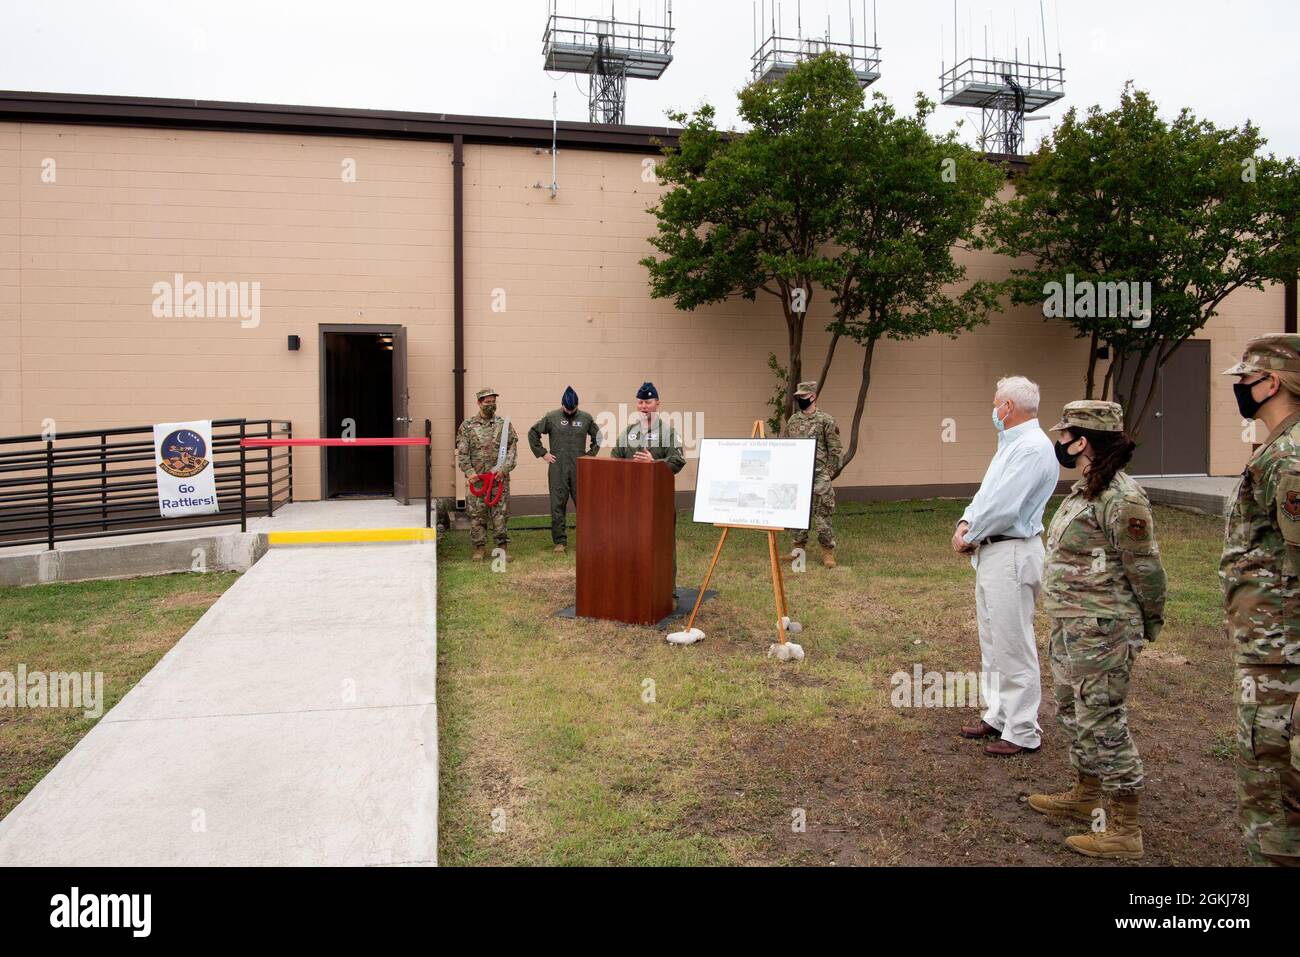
[1220,334,1300,867]
[456,387,518,561]
[529,385,601,553]
[1029,400,1167,860]
[781,380,843,568]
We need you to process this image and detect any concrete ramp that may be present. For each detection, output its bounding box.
[0,541,438,866]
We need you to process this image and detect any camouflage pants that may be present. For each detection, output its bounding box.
[793,478,835,549]
[466,478,510,548]
[1235,663,1300,867]
[1049,616,1144,793]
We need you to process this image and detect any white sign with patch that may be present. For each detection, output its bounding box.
[152,419,220,517]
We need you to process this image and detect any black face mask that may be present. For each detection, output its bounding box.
[1233,379,1271,420]
[1054,439,1080,468]
[795,396,813,411]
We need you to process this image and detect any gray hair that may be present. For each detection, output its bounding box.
[995,376,1040,414]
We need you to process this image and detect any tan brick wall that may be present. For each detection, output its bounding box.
[0,121,1286,508]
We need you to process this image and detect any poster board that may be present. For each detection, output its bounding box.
[692,437,817,529]
[152,420,220,517]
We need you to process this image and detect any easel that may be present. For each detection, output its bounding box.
[680,421,794,647]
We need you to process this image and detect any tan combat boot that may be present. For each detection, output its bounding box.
[1028,772,1102,822]
[471,546,486,562]
[821,547,836,569]
[1066,791,1143,860]
[553,543,566,554]
[789,543,806,561]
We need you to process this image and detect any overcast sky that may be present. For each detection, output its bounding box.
[3,0,1297,156]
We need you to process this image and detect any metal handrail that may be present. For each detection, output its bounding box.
[0,419,293,549]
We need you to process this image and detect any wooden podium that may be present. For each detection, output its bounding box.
[576,457,676,625]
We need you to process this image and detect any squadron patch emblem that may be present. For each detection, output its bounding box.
[1126,516,1150,541]
[1282,490,1300,521]
[157,428,210,479]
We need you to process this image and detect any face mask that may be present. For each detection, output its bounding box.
[796,396,813,411]
[1054,439,1081,468]
[1233,378,1271,420]
[481,403,497,417]
[992,402,1007,432]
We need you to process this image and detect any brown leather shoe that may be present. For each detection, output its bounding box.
[984,739,1040,757]
[959,720,1002,739]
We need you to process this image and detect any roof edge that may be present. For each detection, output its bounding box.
[0,89,1029,168]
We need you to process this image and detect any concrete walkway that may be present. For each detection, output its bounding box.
[0,538,438,866]
[1137,476,1239,517]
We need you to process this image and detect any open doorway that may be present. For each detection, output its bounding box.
[320,328,400,497]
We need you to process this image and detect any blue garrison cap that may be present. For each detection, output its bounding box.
[636,381,659,400]
[562,385,578,409]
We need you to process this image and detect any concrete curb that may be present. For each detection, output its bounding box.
[0,532,268,588]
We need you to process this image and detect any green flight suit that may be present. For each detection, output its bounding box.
[528,408,601,545]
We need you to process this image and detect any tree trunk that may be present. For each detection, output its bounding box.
[1122,343,1159,439]
[1084,329,1099,399]
[833,336,878,478]
[1102,348,1122,402]
[784,312,805,422]
[816,331,842,394]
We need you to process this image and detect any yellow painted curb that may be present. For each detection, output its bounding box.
[267,528,437,545]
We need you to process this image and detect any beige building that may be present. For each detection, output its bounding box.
[0,92,1293,516]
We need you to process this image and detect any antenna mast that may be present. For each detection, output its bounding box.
[542,0,675,124]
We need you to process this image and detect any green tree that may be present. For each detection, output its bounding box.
[817,93,1003,474]
[984,83,1300,434]
[642,53,1003,465]
[640,53,863,425]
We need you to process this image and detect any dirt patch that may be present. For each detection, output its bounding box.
[690,690,1243,866]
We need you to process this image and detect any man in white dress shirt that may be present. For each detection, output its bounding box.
[951,376,1060,756]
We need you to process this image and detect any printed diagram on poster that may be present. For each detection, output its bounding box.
[152,420,220,517]
[692,437,816,529]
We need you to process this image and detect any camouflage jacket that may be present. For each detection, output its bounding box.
[455,412,518,476]
[1221,409,1300,665]
[781,409,842,481]
[528,409,600,462]
[1043,470,1167,640]
[610,415,685,474]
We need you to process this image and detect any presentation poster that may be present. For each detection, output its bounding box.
[692,437,817,529]
[152,419,220,517]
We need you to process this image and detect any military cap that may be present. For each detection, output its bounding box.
[1049,400,1125,433]
[636,381,659,400]
[475,387,499,400]
[561,385,578,409]
[794,380,819,396]
[1221,333,1300,376]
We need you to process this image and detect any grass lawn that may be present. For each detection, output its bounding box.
[0,572,238,821]
[437,497,1241,866]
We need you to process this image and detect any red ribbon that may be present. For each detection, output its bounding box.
[468,471,505,507]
